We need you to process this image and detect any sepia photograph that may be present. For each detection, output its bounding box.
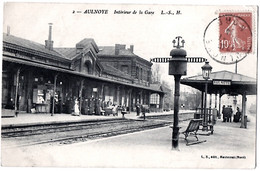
[1,1,258,169]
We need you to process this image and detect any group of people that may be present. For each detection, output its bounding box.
[222,105,242,123]
[70,98,118,116]
[222,105,233,122]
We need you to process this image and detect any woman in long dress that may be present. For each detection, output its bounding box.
[74,99,80,116]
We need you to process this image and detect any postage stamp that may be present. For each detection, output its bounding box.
[203,11,254,64]
[219,12,252,53]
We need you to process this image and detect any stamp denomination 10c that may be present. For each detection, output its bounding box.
[219,12,252,53]
[204,12,253,64]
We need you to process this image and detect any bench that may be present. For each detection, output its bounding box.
[181,119,206,145]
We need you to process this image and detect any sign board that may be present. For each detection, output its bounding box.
[150,57,207,63]
[93,88,98,92]
[213,80,231,86]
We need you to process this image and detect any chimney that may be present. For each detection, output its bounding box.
[115,44,120,55]
[7,26,10,36]
[115,44,126,55]
[45,23,54,50]
[76,43,84,54]
[129,45,134,53]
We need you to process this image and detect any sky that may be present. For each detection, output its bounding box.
[2,2,258,88]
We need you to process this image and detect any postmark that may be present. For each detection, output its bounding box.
[203,12,253,64]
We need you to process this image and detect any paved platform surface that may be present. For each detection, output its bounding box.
[1,113,257,168]
[1,110,193,127]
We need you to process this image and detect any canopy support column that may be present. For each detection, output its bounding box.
[51,73,59,116]
[14,67,21,117]
[240,92,247,128]
[79,79,84,116]
[218,94,222,119]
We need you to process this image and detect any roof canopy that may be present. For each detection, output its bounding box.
[181,70,257,95]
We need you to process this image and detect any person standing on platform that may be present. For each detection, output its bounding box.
[95,98,101,115]
[233,107,241,122]
[136,102,140,116]
[227,105,233,122]
[73,99,80,116]
[222,105,227,122]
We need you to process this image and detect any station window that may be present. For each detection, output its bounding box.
[150,93,159,104]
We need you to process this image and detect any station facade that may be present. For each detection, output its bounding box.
[2,24,165,115]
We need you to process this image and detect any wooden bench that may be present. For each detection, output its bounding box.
[181,119,206,145]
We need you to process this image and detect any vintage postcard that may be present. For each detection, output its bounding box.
[1,1,258,169]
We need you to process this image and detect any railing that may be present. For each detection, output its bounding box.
[194,108,216,124]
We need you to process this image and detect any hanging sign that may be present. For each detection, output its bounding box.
[213,80,231,85]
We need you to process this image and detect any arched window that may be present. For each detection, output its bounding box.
[85,60,92,74]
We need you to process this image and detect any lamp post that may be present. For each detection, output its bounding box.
[169,36,187,150]
[150,37,208,149]
[201,61,212,131]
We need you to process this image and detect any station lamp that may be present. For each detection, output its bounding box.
[201,61,212,131]
[201,61,212,80]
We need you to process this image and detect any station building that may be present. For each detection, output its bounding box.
[2,24,165,115]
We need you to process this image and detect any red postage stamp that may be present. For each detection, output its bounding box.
[219,12,252,53]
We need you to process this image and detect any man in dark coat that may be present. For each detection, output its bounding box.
[227,105,233,122]
[136,103,140,116]
[233,107,241,122]
[222,105,227,122]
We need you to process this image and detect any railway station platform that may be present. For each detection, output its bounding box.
[1,110,193,127]
[1,112,257,168]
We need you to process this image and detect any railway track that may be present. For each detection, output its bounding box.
[1,113,194,148]
[2,119,129,137]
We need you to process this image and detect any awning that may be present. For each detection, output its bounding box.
[181,70,257,95]
[3,56,164,94]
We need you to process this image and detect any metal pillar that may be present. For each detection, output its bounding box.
[101,84,105,101]
[214,93,218,119]
[117,86,120,105]
[172,75,181,150]
[148,92,151,108]
[14,67,21,117]
[51,73,58,116]
[79,79,84,116]
[129,89,132,112]
[240,92,247,128]
[140,90,143,104]
[201,91,204,118]
[209,94,212,108]
[209,94,212,123]
[218,94,222,119]
[202,81,208,131]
